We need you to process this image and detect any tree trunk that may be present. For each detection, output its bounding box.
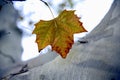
[3,0,120,80]
[0,1,22,77]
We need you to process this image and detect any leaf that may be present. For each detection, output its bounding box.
[32,10,87,58]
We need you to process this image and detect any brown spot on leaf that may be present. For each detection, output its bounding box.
[32,10,87,58]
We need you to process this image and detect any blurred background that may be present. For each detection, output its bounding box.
[13,0,113,61]
[0,0,114,78]
[0,0,114,62]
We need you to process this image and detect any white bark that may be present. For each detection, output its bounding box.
[29,0,120,80]
[3,0,120,80]
[0,1,22,76]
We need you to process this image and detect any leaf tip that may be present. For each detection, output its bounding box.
[39,49,42,52]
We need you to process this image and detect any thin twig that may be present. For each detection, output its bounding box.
[40,0,55,18]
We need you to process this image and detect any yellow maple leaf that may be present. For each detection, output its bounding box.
[32,10,87,58]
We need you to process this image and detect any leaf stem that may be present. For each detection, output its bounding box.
[40,0,55,18]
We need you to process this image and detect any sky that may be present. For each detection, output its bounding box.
[13,0,114,61]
